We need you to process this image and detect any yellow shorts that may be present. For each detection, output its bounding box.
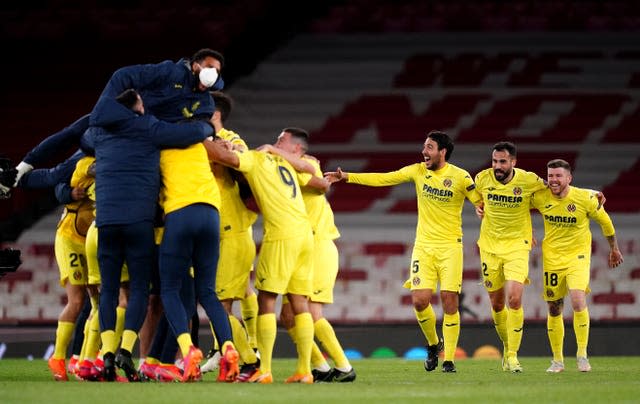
[310,238,339,304]
[86,221,130,285]
[542,260,591,301]
[480,248,530,292]
[403,243,462,293]
[216,232,256,300]
[255,232,313,296]
[54,233,87,287]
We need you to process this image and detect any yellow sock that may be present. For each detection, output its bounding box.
[177,333,193,358]
[506,307,524,358]
[114,306,126,349]
[574,308,590,358]
[442,311,460,362]
[547,314,564,362]
[314,318,350,370]
[145,356,160,365]
[414,305,438,346]
[311,342,330,370]
[491,307,509,354]
[241,293,259,350]
[294,313,313,375]
[83,309,101,361]
[257,313,277,373]
[287,326,298,346]
[78,315,92,361]
[229,315,257,364]
[53,321,75,359]
[101,330,116,355]
[120,329,137,353]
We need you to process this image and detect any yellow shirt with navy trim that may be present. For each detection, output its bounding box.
[531,186,615,270]
[475,167,547,253]
[159,143,221,215]
[57,156,95,243]
[348,162,481,246]
[214,128,257,238]
[301,157,340,241]
[235,150,311,241]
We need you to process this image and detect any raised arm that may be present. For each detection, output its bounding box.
[203,138,240,169]
[151,118,213,149]
[18,150,84,189]
[257,144,315,174]
[97,62,168,99]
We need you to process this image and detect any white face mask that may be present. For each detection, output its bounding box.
[199,67,219,88]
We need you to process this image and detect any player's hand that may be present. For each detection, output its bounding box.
[0,183,11,199]
[71,187,86,201]
[303,153,319,163]
[14,161,33,187]
[596,191,606,209]
[324,167,347,183]
[213,138,233,151]
[256,144,275,153]
[475,204,485,219]
[608,248,623,268]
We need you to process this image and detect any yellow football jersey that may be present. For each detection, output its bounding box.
[159,143,221,215]
[475,167,547,253]
[301,157,340,241]
[348,162,481,246]
[57,156,95,243]
[235,150,311,241]
[531,186,615,270]
[213,128,257,238]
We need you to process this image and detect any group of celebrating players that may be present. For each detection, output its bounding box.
[0,46,624,384]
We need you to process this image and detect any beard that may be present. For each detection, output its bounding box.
[493,168,511,182]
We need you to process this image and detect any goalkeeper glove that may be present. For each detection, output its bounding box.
[14,161,33,186]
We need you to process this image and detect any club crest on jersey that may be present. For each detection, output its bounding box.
[546,289,554,298]
[484,280,492,288]
[443,179,452,188]
[513,186,522,196]
[412,277,421,286]
[567,203,576,212]
[73,271,82,281]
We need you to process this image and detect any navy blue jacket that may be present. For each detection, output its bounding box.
[96,58,224,123]
[83,96,213,227]
[23,58,222,168]
[23,116,90,166]
[20,149,84,192]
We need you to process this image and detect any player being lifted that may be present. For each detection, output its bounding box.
[531,159,623,373]
[325,131,482,373]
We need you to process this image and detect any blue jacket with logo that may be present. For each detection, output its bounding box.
[23,57,223,167]
[96,58,224,122]
[83,96,213,227]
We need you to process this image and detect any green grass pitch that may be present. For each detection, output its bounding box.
[1,357,639,403]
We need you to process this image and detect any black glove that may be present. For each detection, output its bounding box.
[0,248,21,278]
[0,157,18,189]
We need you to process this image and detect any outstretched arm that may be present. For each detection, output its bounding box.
[324,167,348,183]
[303,176,331,194]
